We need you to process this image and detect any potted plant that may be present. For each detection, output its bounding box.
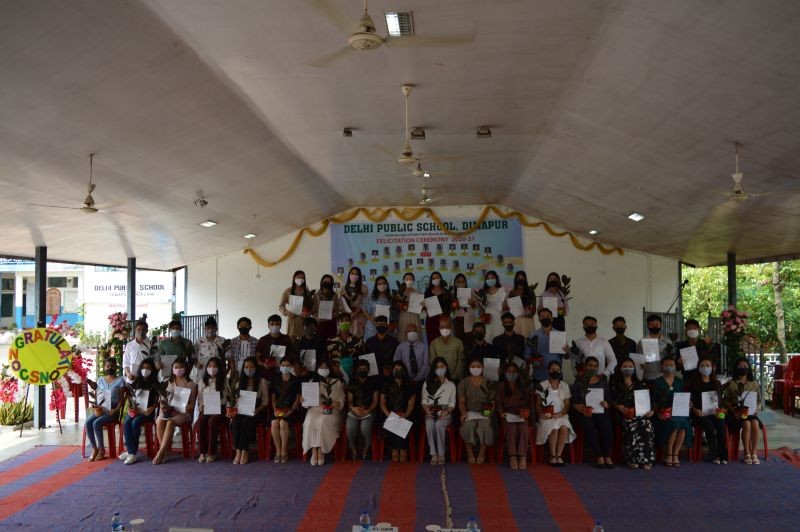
[480,383,495,418]
[225,377,239,418]
[535,388,555,416]
[734,391,752,420]
[522,282,539,315]
[321,380,334,415]
[474,288,490,324]
[302,289,316,318]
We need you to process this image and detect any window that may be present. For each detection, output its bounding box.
[0,294,13,318]
[48,277,67,288]
[1,278,13,291]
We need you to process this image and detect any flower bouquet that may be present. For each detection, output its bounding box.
[522,282,539,314]
[721,305,749,373]
[584,406,594,416]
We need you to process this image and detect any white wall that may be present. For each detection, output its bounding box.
[186,205,678,340]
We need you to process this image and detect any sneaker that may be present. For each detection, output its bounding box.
[118,452,129,461]
[198,454,207,464]
[124,454,139,465]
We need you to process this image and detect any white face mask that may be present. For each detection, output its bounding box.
[318,368,330,378]
[405,279,414,288]
[432,279,441,286]
[269,325,280,335]
[485,278,497,287]
[435,367,447,377]
[407,331,418,343]
[439,328,451,337]
[280,366,292,375]
[140,369,152,378]
[294,277,304,286]
[687,329,700,339]
[349,274,359,283]
[469,367,483,377]
[206,367,218,376]
[169,329,181,338]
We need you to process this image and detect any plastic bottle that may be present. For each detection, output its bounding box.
[111,512,124,531]
[466,515,479,530]
[592,521,605,532]
[359,510,371,531]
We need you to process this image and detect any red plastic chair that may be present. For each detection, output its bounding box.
[417,423,460,463]
[193,418,233,460]
[119,418,157,459]
[262,422,303,461]
[727,423,769,462]
[81,420,122,459]
[154,421,195,459]
[771,363,787,411]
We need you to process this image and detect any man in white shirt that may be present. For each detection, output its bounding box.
[574,316,617,378]
[123,319,152,383]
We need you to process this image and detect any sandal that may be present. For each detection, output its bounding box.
[468,456,477,465]
[88,448,100,462]
[206,455,216,463]
[752,455,760,465]
[510,456,518,470]
[643,464,652,470]
[556,457,565,467]
[672,454,680,467]
[548,457,558,467]
[744,454,753,465]
[664,455,674,467]
[391,450,399,462]
[627,463,639,469]
[280,455,288,464]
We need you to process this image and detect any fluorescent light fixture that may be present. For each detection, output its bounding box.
[199,220,218,228]
[423,172,430,178]
[242,233,256,239]
[627,212,645,222]
[589,230,598,235]
[385,12,413,37]
[386,12,401,36]
[476,126,492,139]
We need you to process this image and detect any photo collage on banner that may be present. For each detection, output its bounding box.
[330,217,523,290]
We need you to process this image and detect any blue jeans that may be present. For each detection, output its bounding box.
[123,413,155,455]
[85,413,116,451]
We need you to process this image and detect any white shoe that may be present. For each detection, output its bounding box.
[118,452,129,461]
[124,454,139,465]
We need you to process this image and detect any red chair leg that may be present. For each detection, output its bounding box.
[761,425,769,461]
[418,425,427,462]
[106,423,118,459]
[408,428,417,462]
[496,423,506,464]
[294,424,304,460]
[691,424,703,463]
[81,426,87,458]
[144,422,156,458]
[447,425,459,463]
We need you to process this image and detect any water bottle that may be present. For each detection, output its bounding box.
[359,510,371,531]
[466,515,479,530]
[111,512,123,531]
[592,521,605,532]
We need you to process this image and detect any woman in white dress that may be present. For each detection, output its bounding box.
[535,360,576,466]
[478,270,507,343]
[302,360,345,466]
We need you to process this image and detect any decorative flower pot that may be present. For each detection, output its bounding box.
[481,403,493,418]
[623,408,635,420]
[584,406,594,416]
[161,406,175,419]
[92,407,105,417]
[543,405,555,416]
[715,408,727,420]
[275,408,288,418]
[322,405,333,415]
[128,409,137,419]
[736,407,749,420]
[658,407,672,420]
[519,408,530,420]
[226,406,238,418]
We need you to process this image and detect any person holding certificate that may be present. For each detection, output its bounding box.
[422,358,456,465]
[153,358,197,465]
[396,272,423,343]
[326,312,365,379]
[507,271,536,337]
[278,270,310,338]
[495,361,530,469]
[295,317,328,376]
[363,276,396,340]
[537,272,569,331]
[534,360,575,466]
[675,319,719,382]
[84,357,124,462]
[196,357,228,464]
[689,359,728,464]
[120,358,160,465]
[312,274,341,340]
[651,356,692,467]
[346,359,381,461]
[451,273,475,343]
[610,359,655,469]
[270,358,302,463]
[231,357,269,465]
[380,361,417,462]
[255,314,295,378]
[636,315,674,383]
[302,360,345,466]
[721,358,762,465]
[156,320,195,376]
[457,358,496,464]
[123,319,151,384]
[423,271,452,346]
[525,308,567,383]
[227,317,258,380]
[192,317,227,382]
[340,266,369,337]
[572,356,614,468]
[478,270,507,343]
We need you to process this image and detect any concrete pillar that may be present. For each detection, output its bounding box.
[14,272,23,330]
[33,246,47,429]
[727,252,737,307]
[127,257,136,320]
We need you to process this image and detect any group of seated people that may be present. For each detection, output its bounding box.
[82,284,763,470]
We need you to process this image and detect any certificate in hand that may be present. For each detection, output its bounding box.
[170,387,191,414]
[671,392,691,417]
[159,354,176,380]
[548,330,566,354]
[301,382,320,408]
[457,287,471,308]
[542,296,558,315]
[339,296,352,314]
[679,346,699,371]
[629,354,646,380]
[507,296,525,318]
[423,296,443,317]
[634,389,651,417]
[359,353,379,376]
[741,391,757,414]
[134,389,150,414]
[407,292,424,314]
[300,349,316,371]
[586,388,605,413]
[701,391,719,415]
[483,357,500,381]
[237,390,257,416]
[287,295,304,315]
[383,412,413,439]
[270,344,286,360]
[203,391,221,416]
[375,304,391,319]
[641,338,660,358]
[318,300,334,320]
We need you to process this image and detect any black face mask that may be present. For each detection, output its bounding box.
[105,368,117,376]
[613,327,626,335]
[583,326,597,335]
[303,327,316,337]
[549,371,562,380]
[238,327,251,335]
[356,370,369,378]
[648,326,661,335]
[503,324,515,332]
[321,282,334,291]
[736,367,749,376]
[540,318,552,328]
[473,332,485,341]
[515,279,526,286]
[376,325,388,334]
[393,370,404,379]
[546,281,559,289]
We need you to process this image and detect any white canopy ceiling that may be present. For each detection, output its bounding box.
[1,0,798,269]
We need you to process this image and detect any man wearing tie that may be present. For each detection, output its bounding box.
[394,323,429,415]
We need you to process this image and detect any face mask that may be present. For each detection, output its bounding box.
[269,325,280,335]
[105,367,117,376]
[141,369,152,378]
[349,274,359,283]
[207,367,219,376]
[503,324,514,332]
[377,284,388,292]
[318,368,330,378]
[585,368,597,378]
[376,325,388,334]
[621,367,635,377]
[687,329,700,339]
[583,326,597,335]
[439,328,451,337]
[505,372,518,382]
[469,367,483,377]
[238,326,251,335]
[294,277,304,286]
[393,370,405,378]
[304,326,316,337]
[736,367,749,376]
[280,366,292,375]
[405,279,414,288]
[173,368,185,377]
[485,278,497,287]
[648,326,661,335]
[169,330,181,338]
[473,331,485,341]
[546,281,558,289]
[540,318,552,328]
[435,367,447,377]
[356,369,369,378]
[136,331,147,340]
[432,279,441,286]
[515,279,526,286]
[455,283,466,288]
[407,332,418,343]
[338,322,351,333]
[322,282,333,291]
[662,366,675,374]
[205,329,217,338]
[699,366,712,377]
[613,327,626,335]
[244,368,255,377]
[549,371,562,380]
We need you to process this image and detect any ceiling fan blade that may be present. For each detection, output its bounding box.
[28,203,80,210]
[305,45,356,68]
[384,34,476,48]
[304,0,355,33]
[374,143,400,159]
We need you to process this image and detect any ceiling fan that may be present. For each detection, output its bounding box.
[29,154,108,214]
[716,143,770,202]
[419,186,435,205]
[306,0,475,67]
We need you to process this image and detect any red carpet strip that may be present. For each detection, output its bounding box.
[377,462,417,531]
[469,464,519,531]
[295,462,362,532]
[0,446,76,488]
[529,466,595,531]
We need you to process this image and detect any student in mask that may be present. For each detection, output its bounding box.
[609,317,637,369]
[270,357,302,463]
[535,360,575,467]
[574,316,617,379]
[507,270,535,337]
[422,357,456,465]
[196,356,228,463]
[365,315,399,372]
[123,319,151,384]
[675,319,719,382]
[84,356,124,461]
[156,320,195,374]
[636,314,673,383]
[722,357,762,465]
[153,358,197,465]
[255,314,294,378]
[689,359,728,464]
[345,359,380,460]
[457,358,495,464]
[651,356,691,467]
[525,308,567,382]
[429,315,465,381]
[538,272,569,330]
[231,356,269,465]
[302,360,345,466]
[394,323,429,387]
[479,270,507,343]
[295,317,327,374]
[228,317,258,380]
[313,274,341,340]
[326,312,364,379]
[492,312,527,375]
[193,316,227,381]
[364,275,396,339]
[468,322,494,363]
[423,271,452,345]
[451,273,475,343]
[396,272,422,343]
[120,357,159,465]
[279,270,310,338]
[380,361,417,462]
[496,361,530,469]
[572,356,614,468]
[610,358,655,469]
[340,266,369,337]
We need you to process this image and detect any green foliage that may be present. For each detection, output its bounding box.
[682,260,800,352]
[0,401,34,426]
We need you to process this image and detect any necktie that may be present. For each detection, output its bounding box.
[409,343,419,375]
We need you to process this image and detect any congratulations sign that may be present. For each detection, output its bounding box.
[7,328,72,385]
[331,217,523,289]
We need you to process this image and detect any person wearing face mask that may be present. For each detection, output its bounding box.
[675,319,719,382]
[193,316,227,381]
[651,356,692,467]
[689,359,728,464]
[450,273,475,343]
[313,274,341,340]
[381,361,417,462]
[468,322,495,363]
[574,316,617,379]
[270,358,302,463]
[278,270,310,338]
[84,357,124,462]
[492,313,527,378]
[120,358,159,465]
[156,320,195,377]
[255,314,295,377]
[537,272,569,331]
[123,319,151,384]
[496,362,530,469]
[196,356,228,464]
[429,315,465,382]
[535,361,575,466]
[609,358,655,469]
[228,317,259,380]
[422,357,456,465]
[365,315,400,375]
[396,272,423,343]
[340,266,369,338]
[458,358,496,464]
[231,357,269,465]
[636,314,674,383]
[507,271,536,337]
[302,360,345,466]
[345,359,380,460]
[295,317,327,376]
[609,317,637,369]
[572,356,614,468]
[479,270,507,343]
[394,323,430,387]
[525,308,568,383]
[153,358,197,465]
[363,275,396,340]
[423,271,453,345]
[721,358,762,465]
[326,312,364,379]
